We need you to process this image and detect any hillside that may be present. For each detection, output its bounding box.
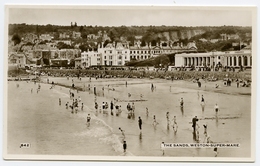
[8,24,252,52]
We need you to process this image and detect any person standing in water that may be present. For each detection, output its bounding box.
[153,115,159,128]
[86,114,91,127]
[166,112,170,127]
[138,116,142,131]
[180,98,184,113]
[146,107,149,117]
[93,85,96,96]
[81,103,84,111]
[192,116,199,132]
[161,142,165,155]
[123,141,127,153]
[214,103,219,115]
[110,101,114,116]
[201,100,205,112]
[172,116,178,132]
[201,95,205,102]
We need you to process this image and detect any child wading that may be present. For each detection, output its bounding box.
[86,114,91,127]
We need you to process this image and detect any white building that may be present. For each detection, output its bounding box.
[98,41,130,66]
[39,34,53,41]
[175,49,252,68]
[81,50,101,68]
[54,40,72,46]
[129,41,197,60]
[8,53,26,68]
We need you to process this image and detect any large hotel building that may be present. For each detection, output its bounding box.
[8,39,252,69]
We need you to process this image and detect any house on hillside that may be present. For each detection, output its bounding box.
[22,33,38,43]
[72,31,81,39]
[8,53,26,68]
[39,34,53,42]
[59,32,71,39]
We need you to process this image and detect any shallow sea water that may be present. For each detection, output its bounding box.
[7,77,251,158]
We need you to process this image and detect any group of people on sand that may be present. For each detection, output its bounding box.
[95,100,122,117]
[51,75,222,156]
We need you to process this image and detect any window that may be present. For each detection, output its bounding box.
[110,51,112,54]
[137,51,139,54]
[110,56,113,60]
[125,51,127,53]
[104,51,106,53]
[104,56,106,59]
[130,51,132,54]
[141,51,143,54]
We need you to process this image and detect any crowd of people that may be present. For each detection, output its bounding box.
[19,72,233,157]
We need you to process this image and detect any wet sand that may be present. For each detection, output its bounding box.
[7,77,251,158]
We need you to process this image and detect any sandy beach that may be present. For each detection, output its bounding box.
[7,76,251,158]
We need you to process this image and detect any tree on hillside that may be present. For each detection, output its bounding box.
[127,36,135,46]
[154,55,170,68]
[141,40,146,47]
[151,40,157,46]
[11,34,21,45]
[167,53,176,65]
[103,40,110,47]
[221,43,233,51]
[79,26,84,32]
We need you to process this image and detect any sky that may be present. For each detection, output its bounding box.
[7,6,253,27]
